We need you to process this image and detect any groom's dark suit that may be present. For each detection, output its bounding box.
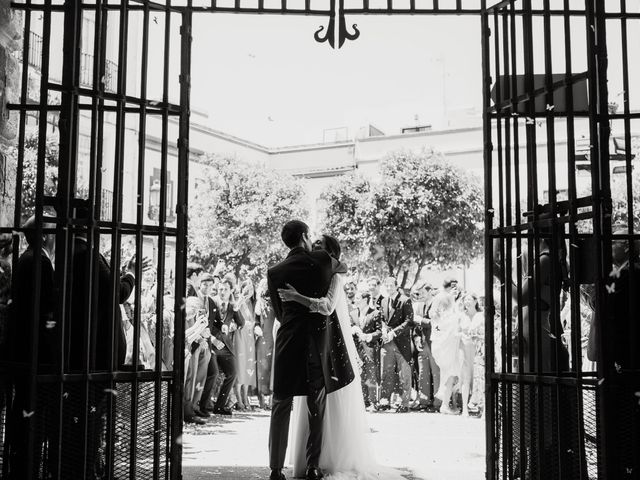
[267,246,354,471]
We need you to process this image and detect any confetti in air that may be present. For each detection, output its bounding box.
[46,320,56,329]
[23,410,35,418]
[606,283,616,294]
[615,362,622,373]
[104,388,118,396]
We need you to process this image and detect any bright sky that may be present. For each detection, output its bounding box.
[190,14,483,147]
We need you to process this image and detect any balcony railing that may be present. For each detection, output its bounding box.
[28,31,43,71]
[75,187,114,222]
[26,31,118,92]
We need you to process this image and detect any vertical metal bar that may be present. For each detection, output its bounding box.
[170,8,192,479]
[521,2,546,477]
[94,5,117,479]
[492,9,512,478]
[109,2,129,478]
[52,0,81,476]
[508,2,527,477]
[481,2,496,478]
[584,0,613,478]
[23,0,53,475]
[562,1,587,477]
[562,6,580,376]
[130,4,151,477]
[619,1,640,470]
[499,9,518,476]
[153,3,172,477]
[619,0,636,371]
[541,3,566,478]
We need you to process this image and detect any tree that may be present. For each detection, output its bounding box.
[7,133,59,224]
[320,149,484,287]
[316,173,387,277]
[188,155,308,277]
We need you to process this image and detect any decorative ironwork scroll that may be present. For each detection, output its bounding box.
[314,0,360,49]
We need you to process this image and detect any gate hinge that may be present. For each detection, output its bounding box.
[180,25,192,37]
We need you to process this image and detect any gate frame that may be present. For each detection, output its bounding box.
[3,0,634,479]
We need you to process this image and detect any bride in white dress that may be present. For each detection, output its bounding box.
[278,235,405,480]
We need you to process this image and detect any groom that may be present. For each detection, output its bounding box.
[267,220,353,480]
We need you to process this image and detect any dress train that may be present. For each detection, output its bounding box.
[287,275,406,480]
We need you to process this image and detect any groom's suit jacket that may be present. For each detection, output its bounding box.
[267,246,354,397]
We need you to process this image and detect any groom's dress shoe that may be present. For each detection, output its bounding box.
[305,466,324,480]
[270,468,286,480]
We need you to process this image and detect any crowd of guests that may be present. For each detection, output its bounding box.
[174,260,488,424]
[177,261,277,424]
[344,275,485,417]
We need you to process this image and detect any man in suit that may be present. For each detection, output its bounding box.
[67,229,136,373]
[410,282,440,411]
[208,277,244,415]
[379,276,414,413]
[7,216,58,479]
[357,277,384,409]
[198,273,220,414]
[267,220,352,480]
[62,207,137,479]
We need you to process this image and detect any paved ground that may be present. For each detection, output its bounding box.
[182,409,486,480]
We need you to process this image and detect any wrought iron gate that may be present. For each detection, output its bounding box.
[1,0,638,479]
[0,1,191,478]
[483,1,640,479]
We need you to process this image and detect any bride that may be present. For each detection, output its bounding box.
[278,235,405,480]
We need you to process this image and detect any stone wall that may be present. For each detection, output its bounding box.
[0,0,20,228]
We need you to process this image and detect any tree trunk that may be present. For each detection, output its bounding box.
[411,259,427,288]
[400,269,409,288]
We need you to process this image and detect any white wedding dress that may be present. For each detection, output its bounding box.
[287,274,406,480]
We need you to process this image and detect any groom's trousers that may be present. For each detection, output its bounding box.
[269,335,326,470]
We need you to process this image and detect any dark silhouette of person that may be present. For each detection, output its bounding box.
[6,216,59,479]
[61,205,136,479]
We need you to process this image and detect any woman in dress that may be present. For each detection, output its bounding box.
[278,235,405,480]
[255,278,276,409]
[233,279,258,410]
[430,292,464,415]
[459,293,481,416]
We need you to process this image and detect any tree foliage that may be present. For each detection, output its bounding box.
[188,155,308,277]
[7,133,59,224]
[320,149,484,287]
[611,168,640,231]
